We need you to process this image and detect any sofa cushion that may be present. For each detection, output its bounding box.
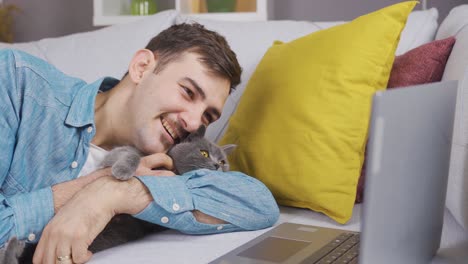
[177,8,439,142]
[356,36,457,203]
[437,5,468,82]
[219,2,416,224]
[0,10,178,83]
[436,4,468,231]
[396,7,438,55]
[388,37,456,88]
[0,42,46,60]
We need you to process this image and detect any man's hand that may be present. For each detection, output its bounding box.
[34,153,175,263]
[33,175,164,264]
[51,152,174,213]
[136,152,175,176]
[33,176,118,264]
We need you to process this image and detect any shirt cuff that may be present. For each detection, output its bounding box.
[133,175,236,234]
[6,187,54,243]
[136,175,194,214]
[134,201,238,234]
[133,170,280,234]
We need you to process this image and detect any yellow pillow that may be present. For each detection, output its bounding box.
[219,1,417,224]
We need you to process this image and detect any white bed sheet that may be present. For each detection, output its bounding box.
[89,205,468,264]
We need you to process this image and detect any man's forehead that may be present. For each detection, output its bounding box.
[165,51,230,110]
[176,53,230,89]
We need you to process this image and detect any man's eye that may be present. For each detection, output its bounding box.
[182,86,194,99]
[203,113,213,124]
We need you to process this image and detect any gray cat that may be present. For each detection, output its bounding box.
[0,125,235,264]
[103,125,236,179]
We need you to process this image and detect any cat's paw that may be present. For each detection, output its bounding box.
[111,164,135,180]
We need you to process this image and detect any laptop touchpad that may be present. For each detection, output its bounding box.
[237,236,309,263]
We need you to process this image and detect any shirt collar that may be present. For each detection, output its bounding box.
[64,77,120,127]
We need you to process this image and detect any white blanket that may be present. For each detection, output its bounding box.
[89,205,467,264]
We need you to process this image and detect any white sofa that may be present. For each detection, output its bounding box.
[1,5,468,264]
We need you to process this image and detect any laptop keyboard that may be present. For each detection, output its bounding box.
[299,232,360,264]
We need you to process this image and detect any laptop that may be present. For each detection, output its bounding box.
[209,79,460,264]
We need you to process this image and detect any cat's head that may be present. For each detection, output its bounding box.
[167,126,236,174]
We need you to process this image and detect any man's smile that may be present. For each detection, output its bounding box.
[161,116,181,144]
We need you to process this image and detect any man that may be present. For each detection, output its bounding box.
[0,23,279,263]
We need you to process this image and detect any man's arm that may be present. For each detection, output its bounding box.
[0,168,114,247]
[112,176,227,224]
[32,169,279,263]
[32,154,177,264]
[129,169,280,234]
[0,49,54,246]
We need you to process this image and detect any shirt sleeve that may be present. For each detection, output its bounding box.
[0,49,55,246]
[0,188,55,245]
[134,169,280,234]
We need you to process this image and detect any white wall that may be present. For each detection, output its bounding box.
[5,0,467,43]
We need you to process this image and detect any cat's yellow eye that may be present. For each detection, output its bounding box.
[219,160,225,165]
[200,150,209,158]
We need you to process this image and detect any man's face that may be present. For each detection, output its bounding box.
[127,52,230,154]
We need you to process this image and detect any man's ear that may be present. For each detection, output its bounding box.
[128,49,157,84]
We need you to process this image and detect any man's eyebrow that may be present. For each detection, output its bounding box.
[184,77,206,99]
[183,77,221,119]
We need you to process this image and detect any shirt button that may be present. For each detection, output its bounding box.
[217,226,223,231]
[161,216,169,224]
[28,233,36,241]
[87,126,93,133]
[172,203,180,211]
[71,161,78,169]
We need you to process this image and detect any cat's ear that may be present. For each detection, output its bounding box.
[221,144,237,155]
[186,125,206,142]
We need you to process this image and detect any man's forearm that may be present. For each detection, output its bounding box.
[125,176,226,224]
[51,168,112,213]
[113,177,153,215]
[56,172,228,225]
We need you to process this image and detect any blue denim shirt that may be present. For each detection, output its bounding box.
[0,49,279,246]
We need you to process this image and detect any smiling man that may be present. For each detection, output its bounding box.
[0,23,279,263]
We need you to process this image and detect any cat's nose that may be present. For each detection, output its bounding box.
[214,164,220,170]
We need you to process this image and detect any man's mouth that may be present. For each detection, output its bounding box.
[161,117,181,144]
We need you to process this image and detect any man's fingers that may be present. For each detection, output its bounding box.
[136,167,176,177]
[148,170,176,176]
[79,167,112,184]
[193,210,228,224]
[33,225,50,264]
[141,153,174,170]
[56,245,73,264]
[43,237,58,264]
[32,231,46,264]
[71,238,92,264]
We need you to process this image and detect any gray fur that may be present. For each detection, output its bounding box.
[1,126,235,263]
[101,146,142,180]
[168,125,236,174]
[0,237,25,264]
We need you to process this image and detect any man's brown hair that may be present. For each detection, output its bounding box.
[145,23,242,93]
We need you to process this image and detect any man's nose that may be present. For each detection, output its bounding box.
[179,110,203,132]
